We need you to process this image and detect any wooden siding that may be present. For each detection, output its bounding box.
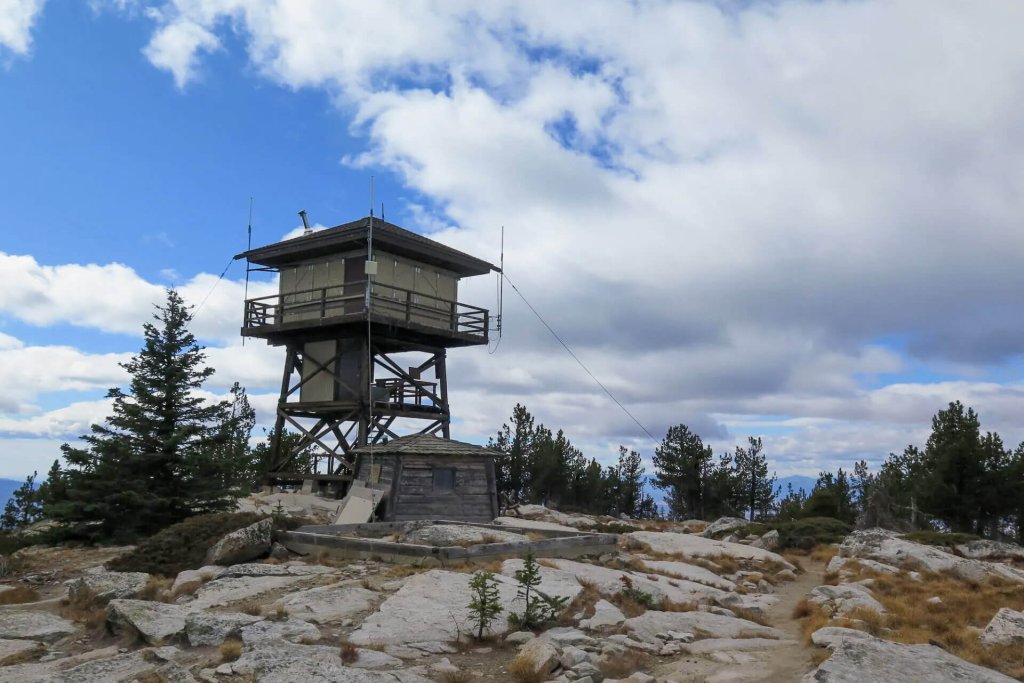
[388,454,498,523]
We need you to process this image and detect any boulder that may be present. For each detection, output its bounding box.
[223,639,432,682]
[188,574,308,609]
[809,626,874,647]
[516,637,560,676]
[808,583,885,617]
[954,540,1024,561]
[804,631,1017,682]
[60,649,159,683]
[624,610,784,644]
[106,599,189,644]
[701,517,750,538]
[826,556,900,576]
[239,618,321,644]
[0,610,76,643]
[170,566,225,595]
[840,529,1024,584]
[751,529,780,551]
[398,524,526,546]
[184,611,262,646]
[579,599,625,630]
[980,608,1024,647]
[348,570,520,646]
[66,568,151,602]
[271,581,377,624]
[635,559,737,591]
[628,531,797,571]
[204,518,274,566]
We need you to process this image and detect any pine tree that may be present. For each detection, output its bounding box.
[732,437,777,521]
[653,424,713,520]
[614,446,645,517]
[467,571,503,640]
[0,471,43,531]
[49,289,251,541]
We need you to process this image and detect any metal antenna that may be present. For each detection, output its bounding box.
[242,197,254,347]
[366,176,376,504]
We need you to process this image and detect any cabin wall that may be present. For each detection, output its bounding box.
[389,454,497,523]
[299,337,363,403]
[353,453,399,490]
[370,250,459,332]
[280,258,347,323]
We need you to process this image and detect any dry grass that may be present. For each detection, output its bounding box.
[822,571,839,585]
[60,585,110,636]
[536,558,559,569]
[384,564,431,578]
[219,638,243,662]
[809,545,840,564]
[810,648,833,667]
[611,592,649,618]
[598,650,651,679]
[237,599,263,617]
[782,550,807,571]
[508,654,546,683]
[730,606,771,626]
[171,579,203,598]
[714,555,739,574]
[339,640,359,664]
[0,585,39,605]
[792,565,1024,679]
[438,671,474,683]
[140,576,172,602]
[658,598,698,613]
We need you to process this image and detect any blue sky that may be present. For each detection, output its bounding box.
[2,0,1024,481]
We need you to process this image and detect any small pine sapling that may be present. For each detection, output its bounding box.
[467,570,503,640]
[509,551,568,630]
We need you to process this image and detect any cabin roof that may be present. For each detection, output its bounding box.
[350,433,496,457]
[235,216,495,277]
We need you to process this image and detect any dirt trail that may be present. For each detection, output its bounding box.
[756,557,827,681]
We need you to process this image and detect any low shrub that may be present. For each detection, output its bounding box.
[107,512,272,576]
[733,517,851,550]
[339,640,359,664]
[900,531,980,548]
[219,638,243,662]
[508,653,546,683]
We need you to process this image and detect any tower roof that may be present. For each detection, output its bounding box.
[236,216,496,277]
[350,434,495,457]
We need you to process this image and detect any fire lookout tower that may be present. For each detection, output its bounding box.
[236,214,496,493]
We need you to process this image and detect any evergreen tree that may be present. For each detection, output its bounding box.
[653,424,713,519]
[247,426,316,488]
[732,437,777,520]
[804,469,855,523]
[489,404,536,502]
[1,471,43,531]
[49,289,251,541]
[467,571,503,640]
[918,401,986,534]
[703,450,739,519]
[613,446,645,517]
[776,483,806,521]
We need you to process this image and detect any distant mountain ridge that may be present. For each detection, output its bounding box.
[0,478,20,512]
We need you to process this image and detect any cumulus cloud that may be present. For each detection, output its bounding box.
[8,0,1024,477]
[0,0,45,55]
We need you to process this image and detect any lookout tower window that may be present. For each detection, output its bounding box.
[433,467,456,491]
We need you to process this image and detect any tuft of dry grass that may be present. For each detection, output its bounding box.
[611,593,649,618]
[438,670,474,683]
[140,576,172,602]
[599,650,650,679]
[791,598,816,619]
[384,564,431,578]
[658,598,698,613]
[0,585,39,605]
[237,599,263,617]
[339,640,359,664]
[730,606,771,626]
[810,648,833,667]
[809,545,840,564]
[714,555,739,574]
[172,579,203,598]
[508,654,546,683]
[219,638,243,662]
[823,571,840,585]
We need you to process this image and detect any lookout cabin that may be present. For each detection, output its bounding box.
[350,434,499,523]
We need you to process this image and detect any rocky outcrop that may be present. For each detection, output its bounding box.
[808,583,884,617]
[188,574,309,609]
[980,608,1024,647]
[271,581,377,624]
[184,611,261,646]
[398,524,526,546]
[625,610,784,644]
[515,637,560,676]
[204,518,274,566]
[66,568,151,602]
[106,599,189,644]
[955,539,1024,561]
[701,517,750,538]
[0,611,76,643]
[628,531,797,571]
[224,640,431,682]
[840,529,1024,584]
[804,630,1017,682]
[579,599,625,631]
[635,559,737,591]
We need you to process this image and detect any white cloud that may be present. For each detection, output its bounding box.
[142,15,219,88]
[8,0,1024,479]
[0,0,45,55]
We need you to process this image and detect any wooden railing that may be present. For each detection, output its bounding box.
[243,280,488,339]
